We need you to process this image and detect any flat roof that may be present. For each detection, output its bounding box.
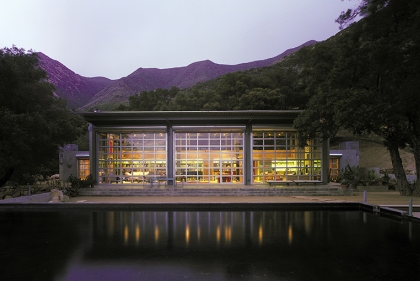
[79,110,303,127]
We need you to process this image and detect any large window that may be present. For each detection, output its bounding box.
[95,129,322,185]
[252,132,321,183]
[175,132,244,184]
[97,132,166,184]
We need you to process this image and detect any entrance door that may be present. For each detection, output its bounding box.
[329,157,340,182]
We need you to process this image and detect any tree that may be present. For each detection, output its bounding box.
[295,0,420,195]
[236,88,285,110]
[335,0,390,30]
[0,46,85,185]
[126,87,179,111]
[335,0,420,195]
[293,89,341,144]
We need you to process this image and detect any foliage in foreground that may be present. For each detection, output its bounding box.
[0,46,86,186]
[294,0,420,195]
[67,174,96,197]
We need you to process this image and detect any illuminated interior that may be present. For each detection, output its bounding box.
[96,130,321,185]
[252,132,321,183]
[98,132,167,184]
[329,157,340,182]
[175,132,243,184]
[78,159,90,179]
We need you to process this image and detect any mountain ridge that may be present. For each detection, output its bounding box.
[37,40,317,110]
[37,52,115,109]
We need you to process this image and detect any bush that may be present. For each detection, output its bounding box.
[67,174,96,197]
[340,165,361,188]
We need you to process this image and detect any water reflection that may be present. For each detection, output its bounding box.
[92,211,311,249]
[1,210,420,281]
[288,224,293,245]
[135,224,140,245]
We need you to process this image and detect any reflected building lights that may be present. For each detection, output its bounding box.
[185,224,190,246]
[216,225,221,245]
[124,225,129,245]
[94,211,319,249]
[84,209,419,271]
[135,224,140,245]
[196,212,201,243]
[288,225,293,245]
[8,207,419,281]
[154,226,159,243]
[225,226,232,244]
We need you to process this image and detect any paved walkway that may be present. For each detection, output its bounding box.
[68,191,418,206]
[68,191,420,218]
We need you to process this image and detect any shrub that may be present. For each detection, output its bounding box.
[67,174,96,197]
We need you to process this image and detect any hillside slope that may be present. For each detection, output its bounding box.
[37,52,114,109]
[79,40,317,110]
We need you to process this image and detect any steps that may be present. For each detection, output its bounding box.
[78,186,343,196]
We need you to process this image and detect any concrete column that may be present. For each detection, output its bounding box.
[244,123,252,185]
[89,124,98,181]
[321,137,330,184]
[167,124,174,185]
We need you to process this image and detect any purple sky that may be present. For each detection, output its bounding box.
[0,0,358,79]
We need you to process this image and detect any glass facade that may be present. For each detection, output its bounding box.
[252,132,321,183]
[95,129,321,185]
[98,132,167,184]
[175,132,244,184]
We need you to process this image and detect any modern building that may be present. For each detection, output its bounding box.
[59,144,89,181]
[329,141,360,181]
[75,111,329,186]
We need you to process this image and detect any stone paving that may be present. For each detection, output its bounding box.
[67,190,420,218]
[1,186,419,218]
[68,191,417,205]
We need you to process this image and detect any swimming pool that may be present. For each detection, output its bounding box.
[1,204,419,280]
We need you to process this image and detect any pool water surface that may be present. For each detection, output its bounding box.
[0,208,419,280]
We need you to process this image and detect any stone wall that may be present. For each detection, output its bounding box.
[0,192,52,203]
[0,179,69,200]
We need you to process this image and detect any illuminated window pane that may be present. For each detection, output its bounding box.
[97,132,167,184]
[252,131,322,183]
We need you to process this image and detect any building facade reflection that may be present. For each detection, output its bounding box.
[90,210,327,249]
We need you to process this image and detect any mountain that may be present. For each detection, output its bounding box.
[80,40,317,110]
[37,53,114,109]
[38,40,316,110]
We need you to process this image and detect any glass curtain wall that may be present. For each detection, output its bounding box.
[252,132,321,183]
[97,132,167,184]
[95,130,321,185]
[174,132,244,184]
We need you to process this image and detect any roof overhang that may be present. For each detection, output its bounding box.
[79,110,303,127]
[76,152,89,159]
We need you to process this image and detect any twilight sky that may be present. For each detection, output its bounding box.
[0,0,357,79]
